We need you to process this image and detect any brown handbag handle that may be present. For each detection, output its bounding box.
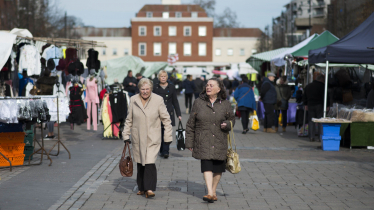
[122,142,132,160]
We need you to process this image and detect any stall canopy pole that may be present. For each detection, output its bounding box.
[323,61,329,118]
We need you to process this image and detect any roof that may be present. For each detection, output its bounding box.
[72,27,131,37]
[213,28,262,37]
[292,30,339,57]
[139,4,205,12]
[247,48,290,62]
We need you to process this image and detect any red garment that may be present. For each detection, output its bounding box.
[100,89,107,100]
[107,98,120,137]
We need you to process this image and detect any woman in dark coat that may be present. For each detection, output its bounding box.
[153,70,182,158]
[185,77,235,203]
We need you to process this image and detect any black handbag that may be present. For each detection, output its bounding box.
[176,121,185,151]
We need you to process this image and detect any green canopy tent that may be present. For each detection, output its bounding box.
[292,31,339,57]
[246,48,290,72]
[143,62,168,78]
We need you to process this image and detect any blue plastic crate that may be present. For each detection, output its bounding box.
[0,123,23,133]
[321,123,341,136]
[321,135,341,151]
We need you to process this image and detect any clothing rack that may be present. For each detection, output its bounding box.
[102,91,125,140]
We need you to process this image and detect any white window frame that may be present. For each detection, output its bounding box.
[153,42,162,56]
[191,12,198,18]
[168,42,177,55]
[124,48,129,56]
[198,26,206,36]
[184,26,191,36]
[227,48,233,56]
[112,48,117,56]
[154,26,162,36]
[198,42,206,56]
[240,48,245,56]
[139,43,146,56]
[175,12,182,18]
[183,42,191,56]
[162,12,169,18]
[146,12,153,18]
[139,26,146,36]
[215,48,221,56]
[168,26,176,36]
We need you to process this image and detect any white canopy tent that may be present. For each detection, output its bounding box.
[238,62,257,75]
[9,28,33,38]
[0,32,17,69]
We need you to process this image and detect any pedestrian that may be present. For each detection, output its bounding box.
[274,77,292,132]
[152,73,159,85]
[234,76,256,134]
[153,70,182,159]
[223,77,232,100]
[122,78,173,198]
[185,77,235,203]
[122,70,137,97]
[182,75,195,114]
[260,72,277,133]
[193,75,205,99]
[303,74,329,142]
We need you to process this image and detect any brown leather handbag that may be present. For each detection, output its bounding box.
[119,142,133,177]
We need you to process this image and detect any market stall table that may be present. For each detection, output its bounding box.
[340,122,374,149]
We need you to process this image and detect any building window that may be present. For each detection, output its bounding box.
[183,42,191,56]
[184,26,191,36]
[198,43,206,56]
[102,49,106,56]
[154,26,161,36]
[139,26,146,36]
[153,42,161,56]
[124,48,129,55]
[146,12,153,18]
[191,12,198,18]
[139,43,146,56]
[251,49,257,54]
[227,48,233,56]
[215,48,221,56]
[240,48,245,56]
[169,42,176,55]
[113,48,117,56]
[169,26,176,36]
[162,12,169,18]
[198,26,206,36]
[176,12,182,18]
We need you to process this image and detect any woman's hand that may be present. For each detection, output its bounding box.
[178,116,182,121]
[188,148,193,152]
[221,122,227,129]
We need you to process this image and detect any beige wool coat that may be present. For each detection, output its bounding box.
[122,93,173,166]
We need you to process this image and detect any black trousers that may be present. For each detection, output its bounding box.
[185,93,193,112]
[194,93,199,99]
[240,110,250,130]
[263,103,275,129]
[137,163,157,191]
[274,110,288,128]
[308,104,323,138]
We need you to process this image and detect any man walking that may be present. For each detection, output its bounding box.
[303,74,329,142]
[122,70,137,97]
[260,73,277,133]
[193,76,205,99]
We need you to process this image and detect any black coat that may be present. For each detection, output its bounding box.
[122,76,137,94]
[303,80,330,107]
[109,90,128,123]
[153,83,181,126]
[194,78,205,94]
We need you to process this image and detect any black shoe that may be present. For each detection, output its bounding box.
[159,153,164,157]
[164,154,169,159]
[242,130,246,134]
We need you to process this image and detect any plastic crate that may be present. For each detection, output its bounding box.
[0,132,25,144]
[0,123,23,133]
[24,134,34,147]
[0,154,25,167]
[321,123,341,136]
[321,136,341,151]
[24,125,34,134]
[0,143,25,156]
[24,146,34,160]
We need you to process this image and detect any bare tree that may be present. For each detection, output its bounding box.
[214,8,240,28]
[193,0,216,18]
[256,25,271,53]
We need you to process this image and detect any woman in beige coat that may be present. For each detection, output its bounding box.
[122,78,173,198]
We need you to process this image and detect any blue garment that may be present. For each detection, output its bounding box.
[261,77,277,104]
[234,83,256,111]
[182,80,195,94]
[19,78,34,96]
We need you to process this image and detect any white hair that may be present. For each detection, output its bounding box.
[157,70,168,79]
[138,78,153,90]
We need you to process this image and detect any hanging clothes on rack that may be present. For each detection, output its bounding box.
[67,85,88,128]
[19,77,34,96]
[18,45,41,76]
[102,95,113,138]
[109,90,128,123]
[85,76,99,131]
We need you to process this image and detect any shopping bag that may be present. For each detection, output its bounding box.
[175,120,185,151]
[249,111,260,131]
[226,121,241,174]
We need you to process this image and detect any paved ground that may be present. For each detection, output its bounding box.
[1,96,374,210]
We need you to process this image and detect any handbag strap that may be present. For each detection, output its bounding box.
[122,142,132,159]
[178,120,184,130]
[238,88,251,102]
[227,121,236,152]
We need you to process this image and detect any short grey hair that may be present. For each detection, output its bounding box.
[157,70,168,79]
[138,78,153,90]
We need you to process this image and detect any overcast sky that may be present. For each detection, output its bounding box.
[59,0,290,31]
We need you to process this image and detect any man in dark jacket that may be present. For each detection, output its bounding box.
[153,70,182,158]
[303,74,329,142]
[260,73,277,133]
[182,75,195,114]
[122,70,137,97]
[193,76,205,99]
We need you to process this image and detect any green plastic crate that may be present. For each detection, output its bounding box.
[24,133,34,147]
[24,146,34,160]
